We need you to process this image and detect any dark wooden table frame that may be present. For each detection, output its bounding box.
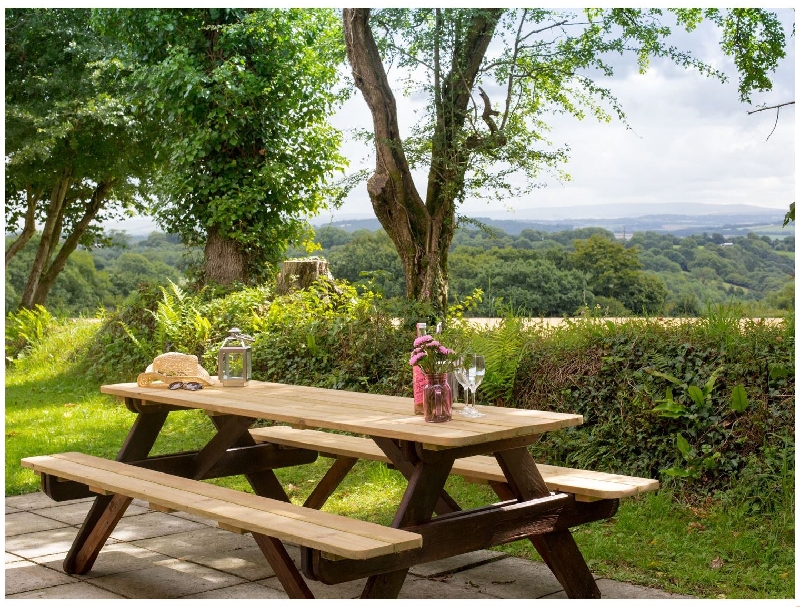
[42,397,617,599]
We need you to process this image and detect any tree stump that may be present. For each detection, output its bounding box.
[277,258,334,295]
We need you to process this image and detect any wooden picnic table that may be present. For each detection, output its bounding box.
[41,380,619,599]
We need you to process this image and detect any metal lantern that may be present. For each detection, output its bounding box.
[218,328,254,387]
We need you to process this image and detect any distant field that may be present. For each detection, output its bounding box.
[463,316,784,328]
[775,250,795,259]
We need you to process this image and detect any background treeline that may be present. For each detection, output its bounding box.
[310,225,794,317]
[6,225,794,318]
[5,232,201,315]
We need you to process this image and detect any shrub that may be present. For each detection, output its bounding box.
[247,279,412,395]
[83,285,165,382]
[5,304,55,363]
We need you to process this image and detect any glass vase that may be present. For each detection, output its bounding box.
[413,365,425,415]
[422,373,452,423]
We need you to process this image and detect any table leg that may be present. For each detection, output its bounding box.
[64,409,169,574]
[360,451,455,599]
[372,437,461,515]
[253,533,315,599]
[495,447,601,599]
[303,456,357,510]
[207,416,291,502]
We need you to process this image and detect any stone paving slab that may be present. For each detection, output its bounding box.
[29,499,149,526]
[5,526,118,560]
[6,552,25,564]
[8,581,125,599]
[442,557,566,599]
[83,557,248,599]
[5,511,71,536]
[399,577,495,599]
[5,493,696,600]
[181,546,278,582]
[32,543,172,579]
[130,526,257,558]
[5,494,92,511]
[109,510,209,542]
[409,549,508,577]
[180,582,287,600]
[6,559,78,595]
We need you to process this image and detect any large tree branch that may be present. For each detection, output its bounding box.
[33,179,114,305]
[427,9,504,215]
[343,8,428,299]
[19,171,72,309]
[5,186,42,268]
[746,101,795,114]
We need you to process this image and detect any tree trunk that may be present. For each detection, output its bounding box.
[343,8,502,313]
[203,227,247,285]
[19,172,71,309]
[277,258,333,295]
[31,180,113,306]
[5,187,42,268]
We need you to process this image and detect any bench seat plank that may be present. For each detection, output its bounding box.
[249,426,659,501]
[21,452,421,560]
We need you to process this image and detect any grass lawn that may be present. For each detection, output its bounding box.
[5,320,794,599]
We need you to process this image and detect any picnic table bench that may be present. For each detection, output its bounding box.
[249,425,659,506]
[22,380,659,599]
[21,451,421,598]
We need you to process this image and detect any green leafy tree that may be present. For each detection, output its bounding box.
[572,235,666,314]
[327,230,405,298]
[5,8,158,309]
[103,8,347,284]
[107,252,182,298]
[342,8,787,312]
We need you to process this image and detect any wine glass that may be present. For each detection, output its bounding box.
[459,354,485,418]
[453,357,469,409]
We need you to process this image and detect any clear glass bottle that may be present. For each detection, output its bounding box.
[413,322,426,414]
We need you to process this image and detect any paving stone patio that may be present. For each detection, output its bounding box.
[5,493,695,600]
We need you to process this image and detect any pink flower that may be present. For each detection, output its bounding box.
[409,351,427,366]
[413,335,434,347]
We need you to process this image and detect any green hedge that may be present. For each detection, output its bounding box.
[513,314,794,501]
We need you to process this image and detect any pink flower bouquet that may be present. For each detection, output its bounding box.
[408,334,457,375]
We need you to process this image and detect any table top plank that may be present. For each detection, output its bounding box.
[101,381,582,448]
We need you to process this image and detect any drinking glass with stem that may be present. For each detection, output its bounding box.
[458,354,485,418]
[453,357,469,409]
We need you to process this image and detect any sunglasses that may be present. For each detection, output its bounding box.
[168,381,203,391]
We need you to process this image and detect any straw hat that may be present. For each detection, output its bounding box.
[137,352,215,387]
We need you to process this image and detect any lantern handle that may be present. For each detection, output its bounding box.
[222,327,255,347]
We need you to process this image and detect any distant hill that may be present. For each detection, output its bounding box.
[311,204,792,238]
[501,202,788,221]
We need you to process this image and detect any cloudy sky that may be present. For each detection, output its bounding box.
[323,8,795,222]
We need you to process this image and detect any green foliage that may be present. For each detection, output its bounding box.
[5,298,793,598]
[149,281,213,357]
[514,309,795,501]
[314,226,793,317]
[5,230,194,317]
[103,8,347,281]
[248,280,411,394]
[5,305,54,362]
[5,8,160,307]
